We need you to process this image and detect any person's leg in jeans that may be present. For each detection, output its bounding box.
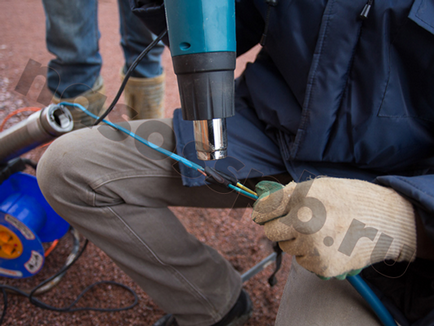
[42,0,101,98]
[117,0,166,119]
[42,0,106,128]
[118,0,164,79]
[37,118,285,325]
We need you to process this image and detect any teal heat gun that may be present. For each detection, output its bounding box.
[164,0,236,160]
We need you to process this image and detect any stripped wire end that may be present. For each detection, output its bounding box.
[198,169,207,177]
[236,182,257,197]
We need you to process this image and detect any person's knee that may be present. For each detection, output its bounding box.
[37,130,90,213]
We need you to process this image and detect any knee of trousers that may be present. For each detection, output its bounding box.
[36,130,95,219]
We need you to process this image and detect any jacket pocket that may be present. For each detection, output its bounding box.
[409,0,434,34]
[377,0,434,122]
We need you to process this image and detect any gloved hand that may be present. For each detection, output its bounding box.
[252,178,417,279]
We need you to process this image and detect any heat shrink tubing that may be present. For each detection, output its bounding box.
[0,104,73,164]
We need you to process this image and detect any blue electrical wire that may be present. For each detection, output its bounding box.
[60,103,205,173]
[348,275,398,326]
[232,184,397,326]
[61,102,397,326]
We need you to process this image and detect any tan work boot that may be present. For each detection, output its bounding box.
[52,75,107,130]
[121,70,165,120]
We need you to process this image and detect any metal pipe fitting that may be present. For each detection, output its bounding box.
[0,104,73,163]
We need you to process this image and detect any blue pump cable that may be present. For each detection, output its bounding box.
[61,102,397,326]
[347,275,398,326]
[240,185,398,326]
[60,103,204,173]
[242,193,397,326]
[61,103,260,199]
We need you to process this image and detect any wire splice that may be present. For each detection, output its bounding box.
[228,184,258,200]
[205,166,237,187]
[65,103,261,200]
[204,167,259,200]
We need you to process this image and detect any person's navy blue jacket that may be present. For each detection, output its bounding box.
[131,0,434,324]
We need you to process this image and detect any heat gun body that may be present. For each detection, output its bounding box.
[164,0,236,160]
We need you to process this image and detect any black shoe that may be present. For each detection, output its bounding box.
[152,314,179,326]
[151,289,253,326]
[212,289,253,326]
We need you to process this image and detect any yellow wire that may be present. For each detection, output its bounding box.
[236,182,258,196]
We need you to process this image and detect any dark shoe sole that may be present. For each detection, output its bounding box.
[226,290,253,326]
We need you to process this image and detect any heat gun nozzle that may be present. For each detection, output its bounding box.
[193,118,228,160]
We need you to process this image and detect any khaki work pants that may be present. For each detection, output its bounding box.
[37,118,277,325]
[37,118,380,326]
[275,259,382,326]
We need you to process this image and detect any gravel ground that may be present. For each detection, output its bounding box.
[0,1,292,325]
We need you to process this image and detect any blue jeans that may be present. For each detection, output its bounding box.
[42,0,164,98]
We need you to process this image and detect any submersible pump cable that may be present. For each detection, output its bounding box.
[27,236,138,313]
[62,102,254,198]
[65,102,398,326]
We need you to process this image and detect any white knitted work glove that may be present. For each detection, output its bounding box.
[252,178,417,279]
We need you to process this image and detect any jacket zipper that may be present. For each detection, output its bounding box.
[360,0,374,19]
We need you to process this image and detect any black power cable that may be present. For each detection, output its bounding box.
[0,289,6,325]
[0,237,138,325]
[93,29,168,125]
[0,159,140,323]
